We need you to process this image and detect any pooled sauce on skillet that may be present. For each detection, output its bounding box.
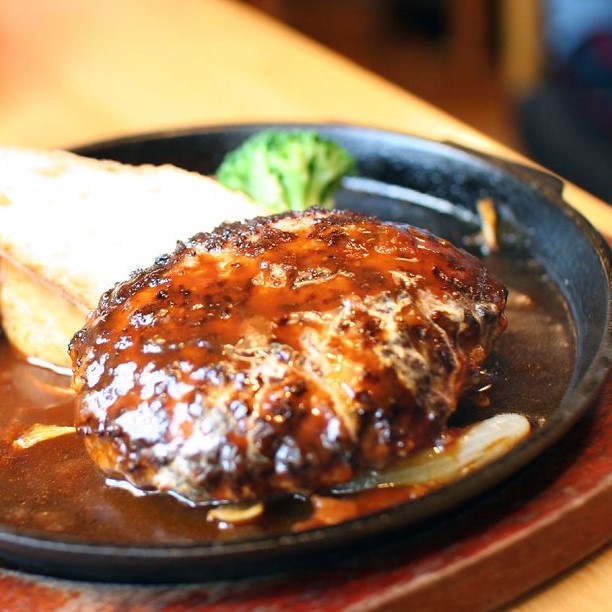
[0,253,574,545]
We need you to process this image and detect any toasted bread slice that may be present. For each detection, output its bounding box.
[0,146,266,370]
[0,259,88,369]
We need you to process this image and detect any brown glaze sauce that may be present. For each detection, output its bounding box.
[0,251,574,546]
[0,348,427,544]
[71,210,507,504]
[0,366,277,543]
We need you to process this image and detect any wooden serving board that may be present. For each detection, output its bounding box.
[0,373,610,611]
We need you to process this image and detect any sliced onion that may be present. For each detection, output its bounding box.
[12,423,76,449]
[330,413,531,494]
[104,476,265,525]
[476,196,499,254]
[207,502,264,524]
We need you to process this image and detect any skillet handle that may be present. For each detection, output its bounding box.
[442,141,565,196]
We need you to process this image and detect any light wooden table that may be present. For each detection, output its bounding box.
[0,1,610,609]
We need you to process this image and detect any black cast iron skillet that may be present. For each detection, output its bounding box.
[0,123,610,582]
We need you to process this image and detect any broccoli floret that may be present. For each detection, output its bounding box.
[216,130,356,213]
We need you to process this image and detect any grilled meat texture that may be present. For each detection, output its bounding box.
[70,208,508,504]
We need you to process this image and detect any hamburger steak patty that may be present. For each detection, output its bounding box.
[69,208,508,504]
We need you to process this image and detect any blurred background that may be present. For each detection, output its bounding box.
[241,0,612,205]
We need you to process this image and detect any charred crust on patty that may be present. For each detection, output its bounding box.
[70,208,507,504]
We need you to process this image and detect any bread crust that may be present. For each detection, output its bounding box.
[0,146,265,368]
[0,259,87,369]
